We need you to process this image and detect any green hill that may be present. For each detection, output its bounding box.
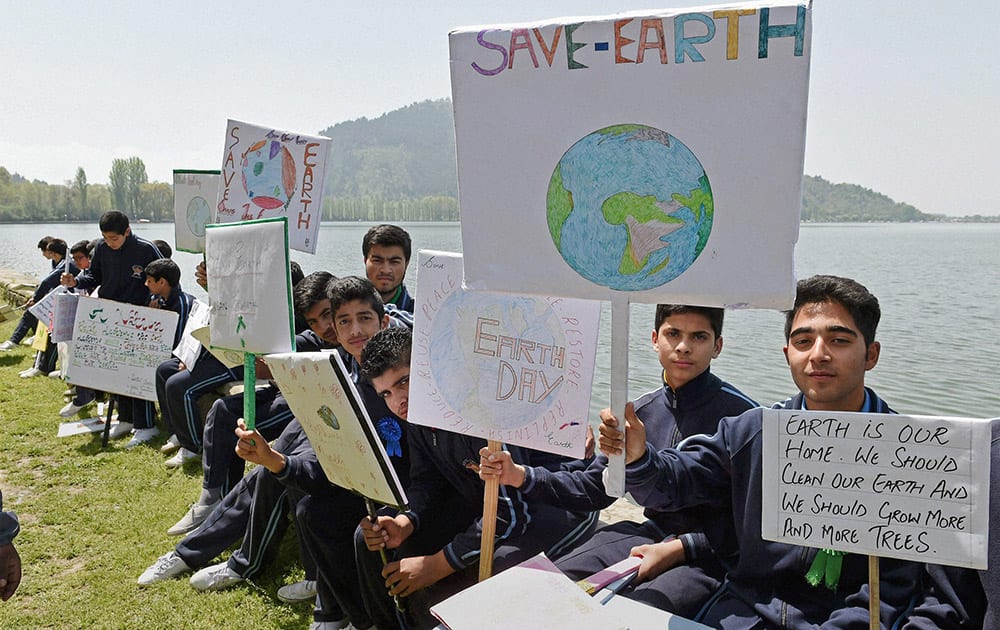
[801,175,934,222]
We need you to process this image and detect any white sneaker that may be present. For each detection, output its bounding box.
[108,421,134,440]
[18,367,44,378]
[137,550,191,585]
[0,340,16,351]
[309,621,355,630]
[59,400,93,418]
[164,447,199,468]
[126,427,160,449]
[167,501,219,536]
[21,335,34,346]
[277,579,318,603]
[160,434,181,454]
[189,562,243,591]
[48,370,62,379]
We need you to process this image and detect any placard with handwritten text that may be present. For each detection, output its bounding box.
[215,120,331,254]
[450,3,810,307]
[205,218,295,355]
[409,250,600,457]
[761,409,991,569]
[64,296,178,401]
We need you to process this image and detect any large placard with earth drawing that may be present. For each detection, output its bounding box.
[409,251,600,457]
[215,120,331,254]
[450,2,811,307]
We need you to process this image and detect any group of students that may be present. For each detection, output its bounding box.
[2,214,996,628]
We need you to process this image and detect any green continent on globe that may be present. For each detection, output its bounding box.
[601,191,684,276]
[671,174,714,253]
[546,164,573,250]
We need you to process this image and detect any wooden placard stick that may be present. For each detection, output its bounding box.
[478,439,502,581]
[869,556,880,630]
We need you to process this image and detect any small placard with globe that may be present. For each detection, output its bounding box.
[172,170,219,254]
[215,119,332,254]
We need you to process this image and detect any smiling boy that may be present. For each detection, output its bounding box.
[599,275,923,628]
[479,304,756,616]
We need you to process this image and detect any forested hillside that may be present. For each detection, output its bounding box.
[4,99,991,222]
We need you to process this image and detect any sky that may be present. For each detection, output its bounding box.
[2,0,997,217]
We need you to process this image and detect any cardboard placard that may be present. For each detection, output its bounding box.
[449,2,811,307]
[762,409,992,569]
[205,218,295,355]
[64,296,178,401]
[173,170,219,254]
[410,251,600,458]
[265,351,408,508]
[215,119,331,254]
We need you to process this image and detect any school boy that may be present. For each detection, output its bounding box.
[60,211,164,446]
[363,224,415,312]
[139,257,212,465]
[59,240,99,416]
[292,276,413,629]
[13,239,78,376]
[901,416,999,629]
[2,238,76,356]
[138,272,346,595]
[359,327,599,630]
[479,304,756,616]
[599,275,924,627]
[165,271,336,536]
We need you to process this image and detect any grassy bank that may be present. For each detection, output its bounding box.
[0,316,311,629]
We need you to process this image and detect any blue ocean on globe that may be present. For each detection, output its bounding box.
[546,124,713,291]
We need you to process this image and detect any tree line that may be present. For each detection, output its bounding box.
[0,159,172,223]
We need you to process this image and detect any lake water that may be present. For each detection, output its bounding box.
[1,221,997,419]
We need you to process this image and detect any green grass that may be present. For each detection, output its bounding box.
[0,314,313,629]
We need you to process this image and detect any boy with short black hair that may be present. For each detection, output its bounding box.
[362,224,414,312]
[479,303,755,616]
[60,211,165,446]
[600,275,923,627]
[1,239,76,354]
[360,327,598,630]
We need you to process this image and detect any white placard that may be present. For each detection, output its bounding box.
[450,2,810,307]
[430,553,623,629]
[215,119,331,254]
[27,286,72,332]
[205,218,295,355]
[49,291,80,343]
[172,298,209,368]
[65,296,179,401]
[761,409,992,569]
[173,170,219,254]
[410,250,600,458]
[265,351,408,508]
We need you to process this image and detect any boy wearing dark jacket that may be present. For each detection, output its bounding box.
[479,304,756,616]
[600,275,924,628]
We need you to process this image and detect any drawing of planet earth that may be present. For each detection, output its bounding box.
[546,124,713,291]
[185,196,211,237]
[241,139,296,211]
[428,291,566,432]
